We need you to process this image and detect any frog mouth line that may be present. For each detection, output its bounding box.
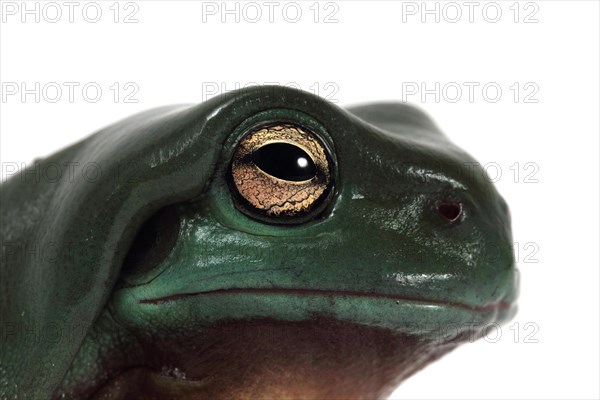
[140,287,511,313]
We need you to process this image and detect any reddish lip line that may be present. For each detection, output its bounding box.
[140,287,511,313]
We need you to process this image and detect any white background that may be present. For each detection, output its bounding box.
[1,1,599,399]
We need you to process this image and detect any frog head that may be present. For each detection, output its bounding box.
[1,86,517,400]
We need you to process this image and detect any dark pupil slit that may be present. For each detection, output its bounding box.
[436,200,462,222]
[252,143,317,181]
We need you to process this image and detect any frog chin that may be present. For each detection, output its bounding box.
[88,318,463,400]
[74,291,515,400]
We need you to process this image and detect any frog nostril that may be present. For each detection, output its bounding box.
[436,200,463,223]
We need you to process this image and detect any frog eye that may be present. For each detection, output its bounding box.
[436,200,463,223]
[229,123,334,224]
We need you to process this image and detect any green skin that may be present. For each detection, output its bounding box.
[0,86,517,399]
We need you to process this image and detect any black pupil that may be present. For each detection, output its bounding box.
[252,143,317,181]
